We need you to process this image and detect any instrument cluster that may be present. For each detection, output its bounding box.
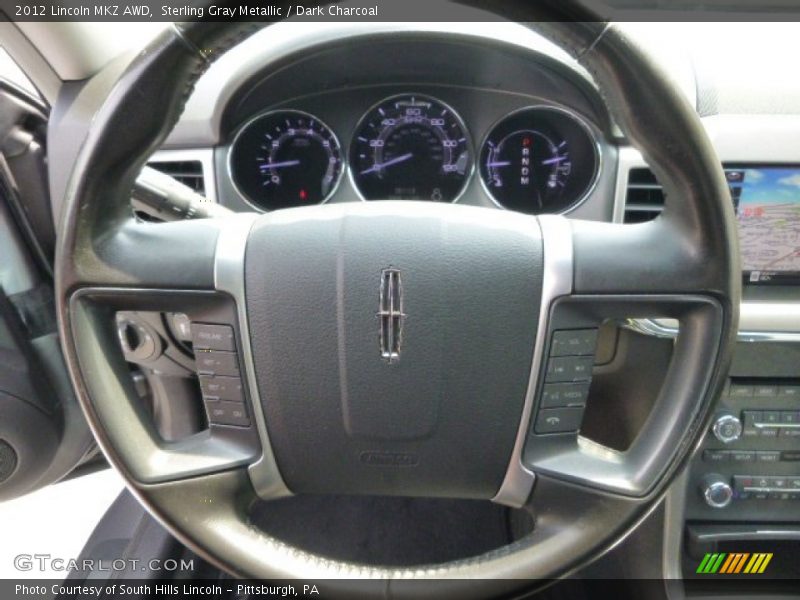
[228,93,600,215]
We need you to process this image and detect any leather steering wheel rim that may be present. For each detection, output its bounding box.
[55,2,740,596]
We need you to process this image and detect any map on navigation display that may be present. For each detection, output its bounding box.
[727,168,800,283]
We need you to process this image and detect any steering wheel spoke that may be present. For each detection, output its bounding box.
[62,213,290,490]
[64,209,228,291]
[570,216,728,297]
[523,292,725,497]
[67,283,264,484]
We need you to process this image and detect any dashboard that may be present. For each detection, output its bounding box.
[228,96,599,213]
[210,33,616,222]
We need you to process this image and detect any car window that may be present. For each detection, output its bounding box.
[0,47,40,99]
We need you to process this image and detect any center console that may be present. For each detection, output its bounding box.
[683,166,800,555]
[688,379,800,520]
[681,180,800,583]
[617,143,800,591]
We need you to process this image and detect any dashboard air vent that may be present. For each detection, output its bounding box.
[147,160,205,196]
[624,167,664,223]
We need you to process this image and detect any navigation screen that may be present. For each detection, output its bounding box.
[726,167,800,284]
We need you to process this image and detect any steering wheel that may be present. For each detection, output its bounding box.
[55,2,739,596]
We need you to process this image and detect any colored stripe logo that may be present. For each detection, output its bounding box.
[696,553,773,574]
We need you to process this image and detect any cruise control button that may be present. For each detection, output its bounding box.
[196,351,239,376]
[206,400,250,427]
[192,323,236,352]
[205,401,226,423]
[199,375,244,402]
[545,356,594,383]
[535,407,584,434]
[540,382,590,408]
[550,329,598,357]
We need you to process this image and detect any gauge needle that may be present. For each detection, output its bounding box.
[360,152,414,175]
[259,160,301,170]
[486,161,512,168]
[541,156,568,165]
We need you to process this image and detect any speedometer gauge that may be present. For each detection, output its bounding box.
[229,110,343,211]
[479,107,599,214]
[350,94,472,202]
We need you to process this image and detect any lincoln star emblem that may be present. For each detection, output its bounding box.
[378,268,405,363]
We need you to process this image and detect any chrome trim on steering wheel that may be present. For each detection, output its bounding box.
[626,299,800,343]
[214,214,292,500]
[492,214,574,508]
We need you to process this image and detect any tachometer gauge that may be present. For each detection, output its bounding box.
[479,107,599,214]
[229,110,343,211]
[350,94,472,202]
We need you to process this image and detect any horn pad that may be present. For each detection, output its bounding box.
[245,202,543,498]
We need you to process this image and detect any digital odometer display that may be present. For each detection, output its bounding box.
[728,167,800,284]
[350,94,472,202]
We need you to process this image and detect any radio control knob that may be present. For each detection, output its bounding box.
[712,413,742,444]
[701,474,733,509]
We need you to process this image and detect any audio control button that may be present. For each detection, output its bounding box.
[754,385,778,398]
[703,450,729,463]
[550,329,598,357]
[778,385,800,400]
[545,356,594,383]
[731,450,755,463]
[743,411,760,438]
[756,451,780,463]
[728,384,754,398]
[712,413,742,444]
[540,382,590,408]
[701,474,733,509]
